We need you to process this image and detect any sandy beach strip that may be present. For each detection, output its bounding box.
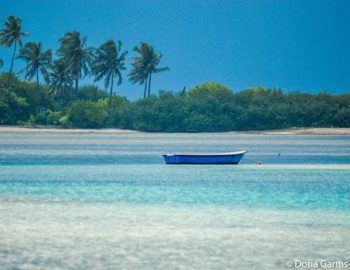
[0,126,139,134]
[0,126,350,135]
[252,128,350,135]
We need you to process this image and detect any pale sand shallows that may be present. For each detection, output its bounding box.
[0,126,350,135]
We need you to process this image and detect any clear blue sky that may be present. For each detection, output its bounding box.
[1,0,349,99]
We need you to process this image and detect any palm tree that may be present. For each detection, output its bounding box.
[128,48,149,98]
[17,42,52,85]
[93,40,128,104]
[0,16,29,82]
[57,31,93,96]
[47,59,73,98]
[129,42,169,98]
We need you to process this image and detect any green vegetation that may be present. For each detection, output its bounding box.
[0,76,349,131]
[0,15,168,100]
[0,15,349,132]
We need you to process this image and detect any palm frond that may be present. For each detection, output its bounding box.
[58,31,93,79]
[92,39,127,95]
[0,16,29,48]
[16,41,52,83]
[128,42,169,96]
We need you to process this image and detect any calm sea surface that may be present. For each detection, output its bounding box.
[0,132,349,269]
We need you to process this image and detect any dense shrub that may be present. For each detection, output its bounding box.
[68,100,108,127]
[78,85,109,101]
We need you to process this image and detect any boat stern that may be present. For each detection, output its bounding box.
[163,154,177,164]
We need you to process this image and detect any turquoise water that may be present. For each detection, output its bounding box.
[0,132,349,269]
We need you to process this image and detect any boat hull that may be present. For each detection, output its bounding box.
[163,151,246,165]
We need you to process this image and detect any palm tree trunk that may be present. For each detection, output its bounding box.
[147,72,152,98]
[60,85,63,98]
[8,40,17,86]
[36,68,39,86]
[143,78,148,99]
[109,75,114,106]
[25,60,29,81]
[75,77,79,99]
[9,40,17,75]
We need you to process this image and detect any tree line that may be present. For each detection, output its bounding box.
[1,76,349,131]
[0,15,169,103]
[0,16,349,132]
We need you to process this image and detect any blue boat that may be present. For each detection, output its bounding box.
[163,150,247,164]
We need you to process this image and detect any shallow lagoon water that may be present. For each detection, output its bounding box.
[0,132,349,269]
